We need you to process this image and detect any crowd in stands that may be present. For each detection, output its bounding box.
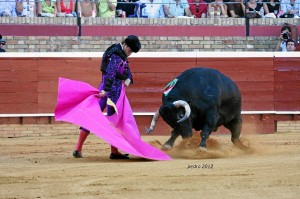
[0,0,299,18]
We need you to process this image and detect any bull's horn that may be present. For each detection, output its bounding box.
[173,100,191,123]
[145,110,160,134]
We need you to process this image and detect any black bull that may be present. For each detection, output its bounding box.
[146,68,242,149]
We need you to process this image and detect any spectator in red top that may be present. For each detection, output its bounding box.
[57,0,75,15]
[188,0,208,18]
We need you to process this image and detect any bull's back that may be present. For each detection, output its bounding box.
[176,68,239,97]
[164,67,241,110]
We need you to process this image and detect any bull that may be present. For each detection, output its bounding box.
[146,68,242,150]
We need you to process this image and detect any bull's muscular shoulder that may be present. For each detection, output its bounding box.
[175,68,223,89]
[177,67,221,79]
[180,67,237,88]
[165,67,240,103]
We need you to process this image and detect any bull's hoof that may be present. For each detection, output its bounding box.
[161,144,172,151]
[198,147,207,153]
[233,138,250,150]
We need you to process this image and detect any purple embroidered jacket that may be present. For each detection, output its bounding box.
[99,43,133,116]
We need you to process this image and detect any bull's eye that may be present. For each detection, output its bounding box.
[177,113,184,120]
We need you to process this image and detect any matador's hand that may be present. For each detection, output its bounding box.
[99,90,107,97]
[124,78,131,86]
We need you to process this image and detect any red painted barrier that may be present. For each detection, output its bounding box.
[1,24,299,37]
[0,52,299,134]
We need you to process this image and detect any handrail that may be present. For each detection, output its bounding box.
[2,51,300,58]
[0,111,299,117]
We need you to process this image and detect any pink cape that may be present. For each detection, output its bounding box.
[54,77,171,161]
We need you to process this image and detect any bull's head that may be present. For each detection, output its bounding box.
[146,100,191,137]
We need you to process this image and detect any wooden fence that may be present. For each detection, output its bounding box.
[0,52,299,135]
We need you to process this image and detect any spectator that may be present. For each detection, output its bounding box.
[97,0,117,17]
[280,0,300,18]
[227,0,245,18]
[286,39,297,51]
[188,0,208,18]
[0,34,6,52]
[163,0,193,18]
[275,24,292,51]
[0,0,23,17]
[20,0,36,17]
[208,0,228,18]
[116,0,138,17]
[139,0,165,18]
[57,0,76,16]
[78,0,96,17]
[37,0,57,17]
[263,0,280,17]
[245,0,264,18]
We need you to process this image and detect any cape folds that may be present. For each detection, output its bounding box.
[54,77,171,161]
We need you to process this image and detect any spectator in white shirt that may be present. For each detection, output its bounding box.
[280,0,300,18]
[0,0,23,16]
[163,0,193,18]
[20,0,36,17]
[140,0,164,18]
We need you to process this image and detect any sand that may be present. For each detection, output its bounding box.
[0,132,299,199]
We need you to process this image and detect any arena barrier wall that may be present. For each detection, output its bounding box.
[0,52,299,137]
[0,18,299,52]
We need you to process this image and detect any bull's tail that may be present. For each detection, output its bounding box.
[145,111,160,134]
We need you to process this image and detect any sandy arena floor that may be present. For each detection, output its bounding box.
[0,132,299,199]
